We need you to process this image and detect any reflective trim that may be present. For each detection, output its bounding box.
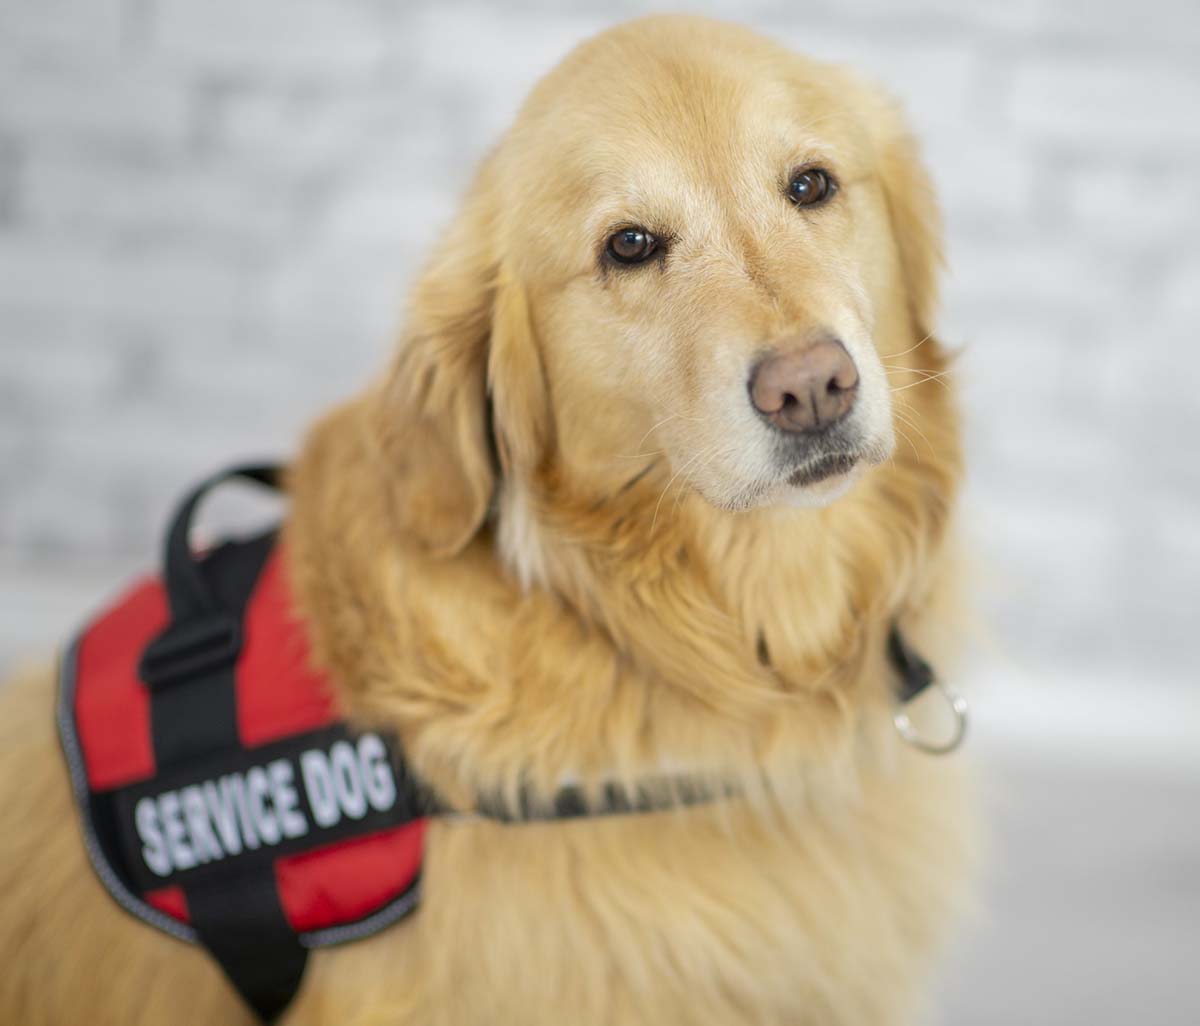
[56,636,197,945]
[57,635,422,950]
[300,880,422,948]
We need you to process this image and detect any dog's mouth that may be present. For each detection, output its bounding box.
[786,451,861,488]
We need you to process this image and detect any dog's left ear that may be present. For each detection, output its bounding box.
[848,76,944,338]
[878,124,942,338]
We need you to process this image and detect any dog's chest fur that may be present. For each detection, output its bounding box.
[290,748,973,1026]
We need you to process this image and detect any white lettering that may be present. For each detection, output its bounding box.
[268,759,308,839]
[246,766,280,845]
[135,797,171,877]
[202,779,242,856]
[300,749,339,828]
[227,773,260,851]
[129,735,394,876]
[159,790,195,871]
[180,785,223,863]
[358,734,397,812]
[330,740,367,819]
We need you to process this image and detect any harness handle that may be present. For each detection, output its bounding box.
[139,464,283,690]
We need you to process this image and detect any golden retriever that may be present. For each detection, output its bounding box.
[0,14,974,1026]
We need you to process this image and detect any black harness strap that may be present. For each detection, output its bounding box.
[186,873,307,1022]
[139,466,305,1023]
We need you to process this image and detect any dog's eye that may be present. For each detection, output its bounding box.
[787,168,837,207]
[606,227,659,265]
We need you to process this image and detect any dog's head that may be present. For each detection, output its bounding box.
[370,15,944,557]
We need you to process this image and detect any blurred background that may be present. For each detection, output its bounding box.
[0,1,1196,1021]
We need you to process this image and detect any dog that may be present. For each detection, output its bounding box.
[0,15,974,1025]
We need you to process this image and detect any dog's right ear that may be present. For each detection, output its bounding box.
[365,177,499,558]
[836,69,944,340]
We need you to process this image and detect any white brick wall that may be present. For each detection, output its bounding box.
[1,0,1197,695]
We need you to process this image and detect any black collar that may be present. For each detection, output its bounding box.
[447,624,958,824]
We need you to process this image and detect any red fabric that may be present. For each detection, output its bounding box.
[74,541,425,940]
[274,821,426,933]
[145,885,190,923]
[74,577,166,790]
[233,544,427,936]
[236,547,338,747]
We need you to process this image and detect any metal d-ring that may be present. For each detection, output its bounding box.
[893,680,969,756]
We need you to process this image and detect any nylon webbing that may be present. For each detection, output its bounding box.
[140,466,306,1022]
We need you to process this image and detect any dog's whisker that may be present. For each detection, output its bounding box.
[880,331,934,361]
[631,411,705,456]
[882,367,951,389]
[619,410,708,462]
[891,423,922,465]
[667,442,723,519]
[634,413,681,453]
[891,407,934,462]
[671,441,727,518]
[650,449,709,535]
[881,364,944,375]
[889,371,951,394]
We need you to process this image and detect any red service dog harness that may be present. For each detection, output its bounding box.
[59,464,962,1022]
[58,467,430,1022]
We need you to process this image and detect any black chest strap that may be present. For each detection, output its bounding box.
[139,466,307,1022]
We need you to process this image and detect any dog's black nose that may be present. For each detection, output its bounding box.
[749,339,859,433]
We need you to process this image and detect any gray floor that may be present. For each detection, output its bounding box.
[938,748,1200,1025]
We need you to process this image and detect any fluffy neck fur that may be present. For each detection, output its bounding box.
[286,342,960,818]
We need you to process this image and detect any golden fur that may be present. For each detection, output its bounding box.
[0,16,975,1025]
